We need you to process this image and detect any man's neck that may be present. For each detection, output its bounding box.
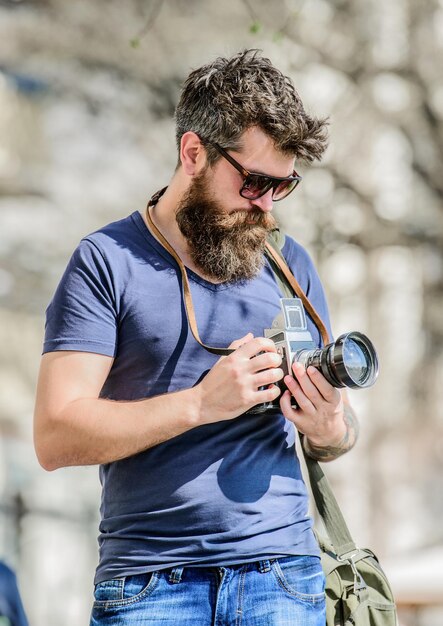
[141,177,224,284]
[145,181,187,254]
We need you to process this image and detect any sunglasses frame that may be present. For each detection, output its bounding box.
[204,140,302,201]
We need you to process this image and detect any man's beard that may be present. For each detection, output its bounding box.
[175,170,277,283]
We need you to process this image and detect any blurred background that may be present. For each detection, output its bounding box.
[0,0,442,624]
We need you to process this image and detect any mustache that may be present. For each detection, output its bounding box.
[213,208,276,230]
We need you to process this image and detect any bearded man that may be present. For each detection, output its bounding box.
[34,50,359,626]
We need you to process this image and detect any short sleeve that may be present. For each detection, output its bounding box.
[43,238,117,356]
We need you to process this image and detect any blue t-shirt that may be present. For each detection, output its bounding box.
[43,211,333,584]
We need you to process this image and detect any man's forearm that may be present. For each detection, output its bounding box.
[35,387,203,471]
[302,403,359,462]
[34,335,284,471]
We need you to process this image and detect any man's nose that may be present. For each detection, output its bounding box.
[251,188,274,213]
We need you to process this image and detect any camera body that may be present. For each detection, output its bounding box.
[264,297,316,371]
[249,298,378,414]
[252,298,316,414]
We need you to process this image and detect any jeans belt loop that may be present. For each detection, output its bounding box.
[169,566,184,584]
[258,559,271,573]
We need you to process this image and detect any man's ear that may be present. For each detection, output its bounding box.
[179,132,207,176]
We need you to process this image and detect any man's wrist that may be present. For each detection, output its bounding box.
[302,404,359,462]
[180,386,206,428]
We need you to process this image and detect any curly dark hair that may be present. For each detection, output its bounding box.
[175,49,328,165]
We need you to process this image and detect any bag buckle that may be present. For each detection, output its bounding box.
[337,550,367,595]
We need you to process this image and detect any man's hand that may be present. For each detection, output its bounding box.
[34,335,284,470]
[197,333,284,424]
[279,362,359,462]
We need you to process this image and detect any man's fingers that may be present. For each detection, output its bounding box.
[305,366,341,404]
[228,332,254,350]
[255,384,281,405]
[249,351,282,373]
[254,367,284,388]
[239,337,279,359]
[280,389,299,420]
[226,334,279,361]
[291,363,324,406]
[279,390,310,432]
[284,375,316,414]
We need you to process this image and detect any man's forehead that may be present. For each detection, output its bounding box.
[235,128,294,157]
[234,129,296,175]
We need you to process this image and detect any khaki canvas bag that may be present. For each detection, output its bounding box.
[303,449,398,626]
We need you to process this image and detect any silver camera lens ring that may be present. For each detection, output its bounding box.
[329,332,379,389]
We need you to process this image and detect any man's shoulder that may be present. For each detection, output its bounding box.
[74,211,157,269]
[82,211,141,251]
[63,212,147,279]
[279,231,316,270]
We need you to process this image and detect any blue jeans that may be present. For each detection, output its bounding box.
[90,555,326,625]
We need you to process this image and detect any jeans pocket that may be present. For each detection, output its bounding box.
[94,578,124,604]
[93,572,159,609]
[271,556,326,604]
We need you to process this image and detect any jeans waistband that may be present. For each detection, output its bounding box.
[167,558,275,583]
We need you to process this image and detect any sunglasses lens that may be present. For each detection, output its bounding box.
[241,174,273,199]
[240,172,301,201]
[272,178,300,201]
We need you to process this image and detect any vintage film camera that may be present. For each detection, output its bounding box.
[253,298,379,414]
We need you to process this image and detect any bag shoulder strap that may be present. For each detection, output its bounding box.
[303,450,358,558]
[265,229,358,558]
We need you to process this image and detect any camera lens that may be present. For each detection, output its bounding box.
[297,331,379,389]
[335,332,378,388]
[343,337,369,385]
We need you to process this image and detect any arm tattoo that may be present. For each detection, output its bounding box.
[302,404,360,463]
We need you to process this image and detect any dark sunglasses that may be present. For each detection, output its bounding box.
[204,140,302,201]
